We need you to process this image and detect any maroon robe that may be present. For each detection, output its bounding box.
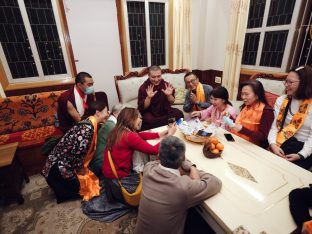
[57,87,93,133]
[138,79,184,130]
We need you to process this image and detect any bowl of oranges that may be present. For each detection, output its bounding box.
[202,137,224,158]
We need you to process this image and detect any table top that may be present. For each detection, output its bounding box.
[148,126,312,233]
[0,142,19,167]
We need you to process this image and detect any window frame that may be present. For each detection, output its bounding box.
[0,0,76,94]
[121,0,169,72]
[242,0,303,72]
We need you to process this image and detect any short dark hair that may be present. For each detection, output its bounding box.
[148,65,161,75]
[184,72,198,81]
[159,136,185,169]
[239,80,268,108]
[211,86,232,106]
[75,72,92,85]
[288,65,312,99]
[86,101,107,116]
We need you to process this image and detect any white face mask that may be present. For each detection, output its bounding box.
[84,86,94,95]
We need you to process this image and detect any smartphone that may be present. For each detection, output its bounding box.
[224,133,235,141]
[197,130,212,137]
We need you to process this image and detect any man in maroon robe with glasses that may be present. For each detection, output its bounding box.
[138,66,184,130]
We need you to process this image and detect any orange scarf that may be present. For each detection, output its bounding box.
[77,116,100,201]
[303,220,312,234]
[234,102,265,144]
[192,82,206,111]
[276,97,311,146]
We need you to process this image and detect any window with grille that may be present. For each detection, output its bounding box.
[123,0,168,70]
[242,0,302,72]
[295,3,312,67]
[0,0,73,84]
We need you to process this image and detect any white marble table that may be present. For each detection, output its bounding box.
[148,126,312,233]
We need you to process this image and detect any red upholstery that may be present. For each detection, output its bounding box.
[0,126,63,148]
[265,91,279,108]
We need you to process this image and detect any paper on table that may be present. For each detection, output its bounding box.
[178,118,205,135]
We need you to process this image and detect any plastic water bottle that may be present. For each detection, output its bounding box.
[223,116,234,127]
[176,118,183,126]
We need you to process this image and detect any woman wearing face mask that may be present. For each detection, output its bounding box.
[42,101,109,203]
[102,107,176,205]
[191,86,237,129]
[224,80,274,148]
[268,66,312,170]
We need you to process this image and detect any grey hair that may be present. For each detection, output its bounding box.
[159,136,186,169]
[111,103,124,116]
[148,65,161,74]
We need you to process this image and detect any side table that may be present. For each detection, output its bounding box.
[0,142,29,204]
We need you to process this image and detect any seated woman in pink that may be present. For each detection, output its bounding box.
[191,86,237,129]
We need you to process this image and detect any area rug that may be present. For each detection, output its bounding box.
[0,175,137,234]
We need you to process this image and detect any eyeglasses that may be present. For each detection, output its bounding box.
[283,80,299,85]
[185,78,197,84]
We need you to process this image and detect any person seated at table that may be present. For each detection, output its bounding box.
[138,65,184,130]
[41,101,109,203]
[102,107,177,205]
[289,186,312,233]
[191,86,236,129]
[134,136,222,234]
[89,103,124,178]
[57,72,95,133]
[183,72,213,113]
[268,65,312,170]
[224,80,274,148]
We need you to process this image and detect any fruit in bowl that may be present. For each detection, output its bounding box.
[202,137,224,158]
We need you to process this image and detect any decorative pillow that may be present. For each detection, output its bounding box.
[174,88,187,105]
[117,76,148,103]
[265,91,279,108]
[257,78,285,96]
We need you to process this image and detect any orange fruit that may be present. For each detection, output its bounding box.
[210,143,216,150]
[216,143,224,151]
[210,137,219,145]
[211,149,219,154]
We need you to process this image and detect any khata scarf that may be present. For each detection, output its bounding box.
[234,102,265,144]
[192,82,206,111]
[77,116,101,201]
[276,97,311,146]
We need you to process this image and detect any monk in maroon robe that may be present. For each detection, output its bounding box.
[57,72,95,133]
[138,66,184,130]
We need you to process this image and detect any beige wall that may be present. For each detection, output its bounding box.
[65,0,123,107]
[65,0,231,108]
[192,0,230,71]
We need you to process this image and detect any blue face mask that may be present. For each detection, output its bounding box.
[84,86,94,95]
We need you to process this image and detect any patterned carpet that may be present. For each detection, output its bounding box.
[0,175,137,234]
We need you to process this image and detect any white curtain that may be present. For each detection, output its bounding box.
[171,0,192,70]
[222,0,250,100]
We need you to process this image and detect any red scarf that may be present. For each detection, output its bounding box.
[75,86,88,111]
